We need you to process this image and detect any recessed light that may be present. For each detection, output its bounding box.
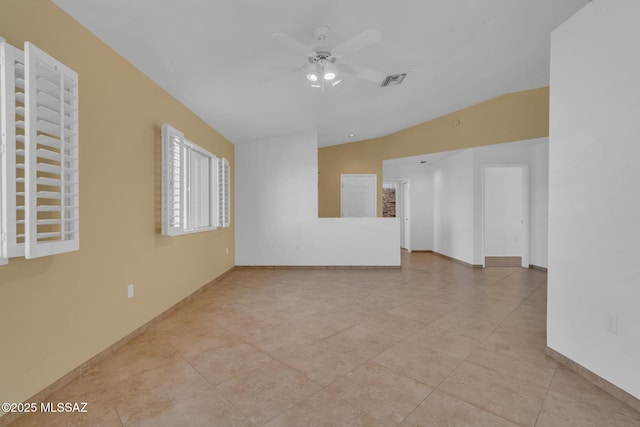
[348,133,356,138]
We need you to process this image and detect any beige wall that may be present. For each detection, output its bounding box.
[0,0,234,407]
[318,87,550,217]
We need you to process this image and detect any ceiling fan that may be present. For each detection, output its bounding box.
[272,26,387,89]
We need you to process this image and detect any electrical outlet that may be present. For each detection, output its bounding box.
[225,246,229,255]
[128,284,134,299]
[606,314,617,334]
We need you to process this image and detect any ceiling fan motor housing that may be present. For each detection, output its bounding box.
[308,51,335,65]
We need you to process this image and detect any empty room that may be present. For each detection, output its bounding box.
[1,0,639,426]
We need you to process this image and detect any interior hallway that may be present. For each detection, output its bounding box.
[10,252,640,426]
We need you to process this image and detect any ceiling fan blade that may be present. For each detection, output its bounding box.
[258,64,306,83]
[332,29,381,57]
[339,62,386,84]
[272,33,313,57]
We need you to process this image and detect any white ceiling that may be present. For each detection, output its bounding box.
[52,0,588,147]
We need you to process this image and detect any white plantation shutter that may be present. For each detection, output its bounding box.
[162,124,185,236]
[162,124,216,236]
[0,113,5,263]
[0,155,5,263]
[24,42,79,258]
[1,40,26,258]
[216,157,230,228]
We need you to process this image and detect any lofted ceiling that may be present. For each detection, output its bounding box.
[52,0,588,147]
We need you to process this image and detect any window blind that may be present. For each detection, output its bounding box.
[24,42,79,258]
[217,157,230,228]
[1,40,26,258]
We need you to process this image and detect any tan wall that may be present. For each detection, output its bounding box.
[318,87,550,217]
[0,0,235,407]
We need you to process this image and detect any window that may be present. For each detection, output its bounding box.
[162,124,220,236]
[1,39,79,262]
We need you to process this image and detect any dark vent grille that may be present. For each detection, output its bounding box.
[380,73,407,87]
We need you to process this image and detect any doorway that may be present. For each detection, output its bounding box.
[382,183,397,217]
[340,174,377,218]
[482,165,529,267]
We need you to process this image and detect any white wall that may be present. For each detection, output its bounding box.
[433,150,475,264]
[385,138,549,267]
[471,138,548,267]
[530,142,549,267]
[548,0,640,398]
[235,132,400,266]
[383,162,434,251]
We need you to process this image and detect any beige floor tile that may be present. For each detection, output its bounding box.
[114,360,214,425]
[430,311,499,341]
[33,364,126,422]
[361,313,426,339]
[324,325,399,359]
[400,390,519,427]
[124,389,250,427]
[534,367,640,427]
[326,361,432,426]
[215,359,321,425]
[241,323,322,359]
[407,324,481,360]
[189,341,273,386]
[535,390,640,427]
[276,339,368,386]
[481,327,550,365]
[466,345,557,389]
[9,253,638,427]
[352,293,406,316]
[7,408,122,427]
[387,297,454,324]
[439,361,547,427]
[263,390,386,427]
[327,304,377,326]
[207,303,277,338]
[88,334,183,385]
[164,324,242,360]
[374,341,459,388]
[181,291,236,314]
[371,284,431,302]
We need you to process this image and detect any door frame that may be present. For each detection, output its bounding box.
[480,164,529,268]
[401,180,411,252]
[340,174,377,218]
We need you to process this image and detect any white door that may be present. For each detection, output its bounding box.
[341,174,377,217]
[483,166,528,267]
[401,181,411,251]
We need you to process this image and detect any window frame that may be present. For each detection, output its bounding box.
[161,124,218,236]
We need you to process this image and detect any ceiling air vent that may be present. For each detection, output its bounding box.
[380,73,407,87]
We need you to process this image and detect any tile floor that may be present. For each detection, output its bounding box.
[8,252,640,426]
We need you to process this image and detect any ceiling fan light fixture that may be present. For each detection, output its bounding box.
[306,73,318,82]
[322,61,337,81]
